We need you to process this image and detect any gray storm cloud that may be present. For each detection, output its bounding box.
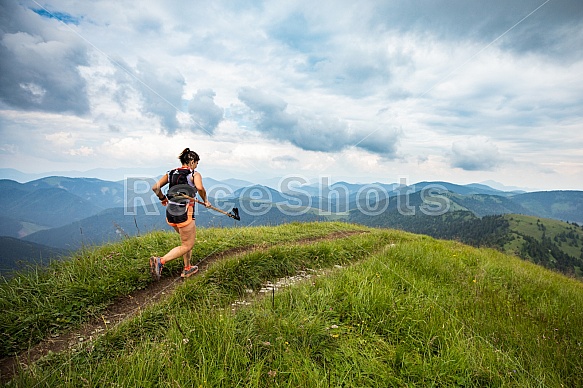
[353,127,401,157]
[134,60,185,135]
[370,0,583,61]
[0,3,186,134]
[0,2,89,114]
[188,89,224,134]
[111,57,185,134]
[238,87,400,157]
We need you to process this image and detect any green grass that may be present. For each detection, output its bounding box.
[504,214,583,259]
[0,222,366,357]
[3,222,583,387]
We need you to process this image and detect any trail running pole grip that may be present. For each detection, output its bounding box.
[172,194,239,220]
[190,197,240,220]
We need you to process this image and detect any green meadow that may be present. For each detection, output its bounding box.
[1,222,582,387]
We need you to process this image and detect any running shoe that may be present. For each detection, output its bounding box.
[149,256,163,280]
[181,265,199,278]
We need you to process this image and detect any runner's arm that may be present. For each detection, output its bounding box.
[152,175,169,204]
[193,172,211,207]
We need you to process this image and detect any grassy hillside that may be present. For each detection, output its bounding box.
[350,197,583,279]
[503,214,583,259]
[2,222,583,386]
[21,199,325,251]
[0,222,365,357]
[501,214,583,276]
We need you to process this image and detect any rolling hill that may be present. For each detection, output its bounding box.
[0,180,105,228]
[21,198,326,251]
[511,190,583,223]
[19,176,126,209]
[349,193,583,278]
[1,223,582,386]
[0,237,67,277]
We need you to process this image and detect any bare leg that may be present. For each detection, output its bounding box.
[162,222,195,264]
[183,222,196,268]
[172,223,196,267]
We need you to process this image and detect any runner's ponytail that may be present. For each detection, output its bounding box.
[179,148,200,165]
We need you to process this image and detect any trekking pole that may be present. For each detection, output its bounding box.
[194,198,240,221]
[174,195,240,221]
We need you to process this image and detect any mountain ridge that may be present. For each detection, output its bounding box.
[1,174,582,277]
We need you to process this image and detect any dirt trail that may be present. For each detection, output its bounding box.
[0,230,366,382]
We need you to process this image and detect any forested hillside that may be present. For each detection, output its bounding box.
[350,193,583,279]
[0,237,67,276]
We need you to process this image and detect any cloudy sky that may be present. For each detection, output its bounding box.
[1,0,582,191]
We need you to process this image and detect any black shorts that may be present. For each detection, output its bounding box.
[166,201,195,228]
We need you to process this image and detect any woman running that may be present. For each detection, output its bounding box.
[150,148,211,279]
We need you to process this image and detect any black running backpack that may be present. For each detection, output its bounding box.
[167,168,197,199]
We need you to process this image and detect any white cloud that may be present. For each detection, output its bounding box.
[450,137,505,171]
[0,143,18,155]
[67,146,94,156]
[45,131,76,147]
[0,0,581,190]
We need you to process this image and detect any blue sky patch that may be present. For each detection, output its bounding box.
[33,8,80,25]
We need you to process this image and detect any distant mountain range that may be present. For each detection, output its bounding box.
[1,174,582,277]
[0,236,67,274]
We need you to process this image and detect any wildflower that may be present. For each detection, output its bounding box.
[331,334,339,338]
[183,338,189,344]
[473,279,477,283]
[330,324,339,329]
[268,370,277,378]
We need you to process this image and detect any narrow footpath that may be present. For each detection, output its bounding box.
[0,230,366,383]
